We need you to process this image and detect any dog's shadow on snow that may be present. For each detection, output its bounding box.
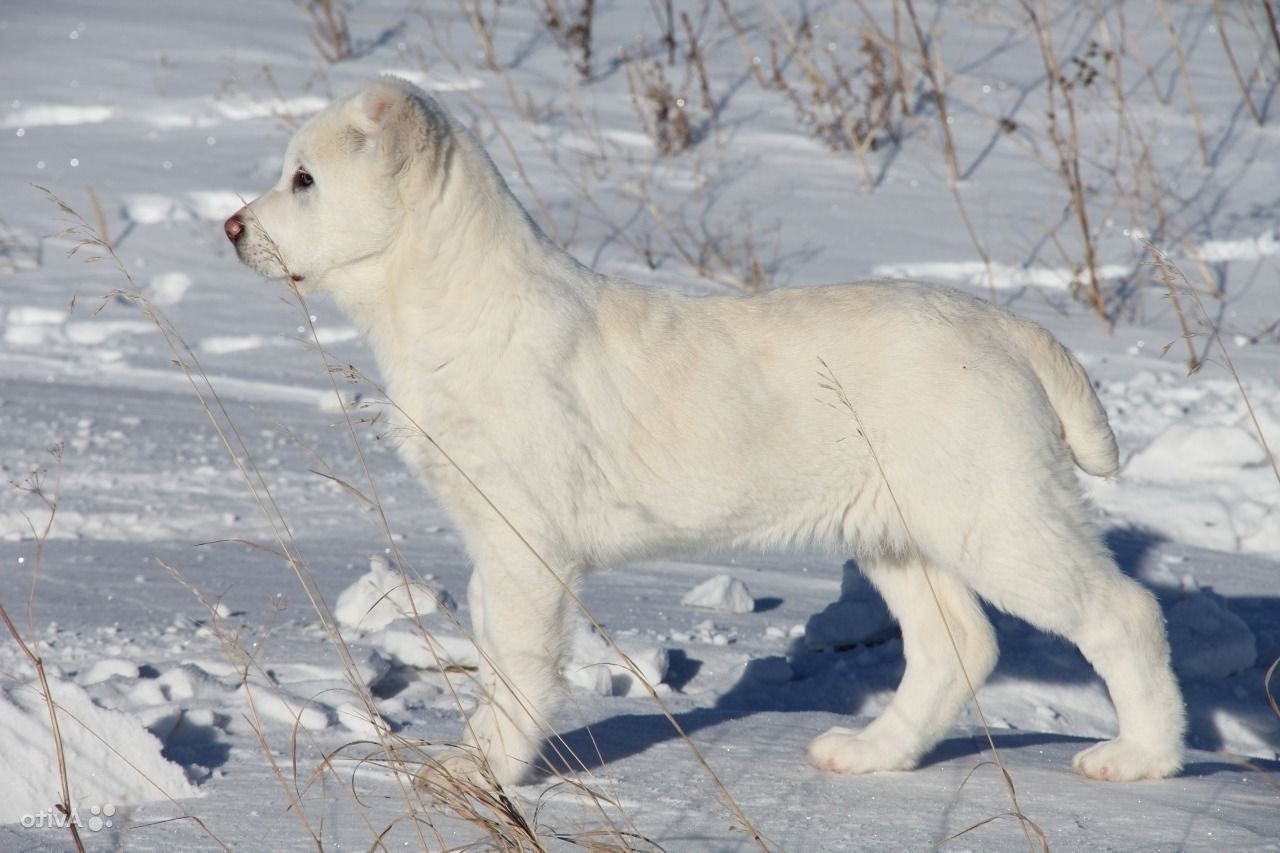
[548,526,1280,779]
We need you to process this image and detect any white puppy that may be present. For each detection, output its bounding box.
[226,77,1185,787]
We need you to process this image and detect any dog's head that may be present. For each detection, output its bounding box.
[224,77,454,294]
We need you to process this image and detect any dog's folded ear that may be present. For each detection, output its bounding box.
[346,77,451,175]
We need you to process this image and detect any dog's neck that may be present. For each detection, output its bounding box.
[332,136,588,403]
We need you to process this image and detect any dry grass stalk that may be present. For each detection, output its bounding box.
[422,1,766,290]
[888,0,912,115]
[84,185,110,249]
[292,0,353,64]
[846,0,914,116]
[1113,1,1167,105]
[1148,244,1201,373]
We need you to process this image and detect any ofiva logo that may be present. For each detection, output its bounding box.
[21,804,117,832]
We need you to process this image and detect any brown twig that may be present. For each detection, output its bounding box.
[1155,0,1210,165]
[1262,1,1280,69]
[1213,1,1263,125]
[902,0,960,183]
[1021,0,1108,326]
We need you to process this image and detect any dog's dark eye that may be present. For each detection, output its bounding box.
[292,167,314,192]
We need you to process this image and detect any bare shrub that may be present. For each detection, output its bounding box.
[747,2,905,192]
[775,28,899,157]
[716,0,770,88]
[292,0,353,64]
[538,0,597,80]
[560,106,776,292]
[0,217,40,272]
[1153,0,1209,165]
[625,56,696,156]
[1213,0,1263,126]
[1266,2,1280,66]
[899,0,958,181]
[624,3,718,157]
[460,0,503,72]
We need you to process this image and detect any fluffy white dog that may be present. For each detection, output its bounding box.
[226,77,1185,787]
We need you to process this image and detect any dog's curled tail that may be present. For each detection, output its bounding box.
[1010,320,1120,478]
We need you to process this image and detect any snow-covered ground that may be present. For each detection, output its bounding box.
[1,1,1278,849]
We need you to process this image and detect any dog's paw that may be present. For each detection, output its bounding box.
[805,726,919,774]
[414,744,533,791]
[414,748,490,792]
[1072,738,1182,781]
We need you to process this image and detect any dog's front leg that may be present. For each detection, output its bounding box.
[447,530,576,788]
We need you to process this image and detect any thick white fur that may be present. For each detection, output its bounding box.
[230,77,1186,787]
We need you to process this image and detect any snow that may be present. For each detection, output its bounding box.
[1090,371,1280,553]
[871,259,1134,291]
[681,574,756,613]
[1199,230,1280,263]
[371,625,478,671]
[1,0,1278,849]
[333,555,455,632]
[247,686,336,732]
[803,561,898,652]
[79,658,141,685]
[0,675,200,825]
[1167,588,1257,680]
[145,271,193,307]
[566,623,671,698]
[3,104,115,129]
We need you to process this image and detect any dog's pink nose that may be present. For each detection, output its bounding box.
[224,212,244,243]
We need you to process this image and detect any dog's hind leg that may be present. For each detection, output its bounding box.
[807,555,997,773]
[956,519,1186,781]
